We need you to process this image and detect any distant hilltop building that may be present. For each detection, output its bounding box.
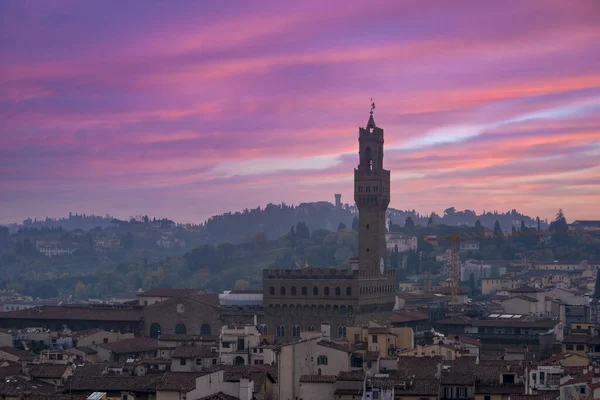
[385,232,418,253]
[334,193,342,208]
[570,220,600,232]
[263,105,396,342]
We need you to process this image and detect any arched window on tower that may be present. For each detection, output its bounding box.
[364,147,373,171]
[280,286,286,296]
[293,325,301,337]
[338,326,346,339]
[346,287,352,296]
[335,287,341,296]
[302,286,307,295]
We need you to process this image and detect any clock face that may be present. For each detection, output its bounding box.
[380,257,384,275]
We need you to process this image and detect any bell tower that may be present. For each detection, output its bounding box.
[354,102,390,275]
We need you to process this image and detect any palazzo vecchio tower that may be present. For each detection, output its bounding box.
[263,104,396,342]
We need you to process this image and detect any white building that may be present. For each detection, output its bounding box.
[385,233,417,253]
[219,324,275,366]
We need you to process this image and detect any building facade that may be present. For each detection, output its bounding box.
[263,109,397,342]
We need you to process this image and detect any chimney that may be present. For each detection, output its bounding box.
[321,323,331,341]
[253,314,258,327]
[239,375,253,400]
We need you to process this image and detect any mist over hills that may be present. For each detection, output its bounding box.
[4,201,548,243]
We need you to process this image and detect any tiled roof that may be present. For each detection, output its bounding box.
[28,363,69,378]
[476,384,525,395]
[0,305,142,321]
[0,376,55,396]
[72,346,97,354]
[137,288,205,297]
[471,319,556,328]
[317,340,351,353]
[334,388,363,395]
[72,328,104,340]
[337,371,365,381]
[197,392,239,400]
[391,310,429,324]
[394,379,439,395]
[0,346,35,359]
[0,359,21,380]
[157,371,210,391]
[97,337,159,354]
[300,374,336,383]
[441,371,476,385]
[507,295,539,302]
[159,333,218,342]
[66,374,164,392]
[508,286,544,293]
[171,345,217,359]
[368,327,399,335]
[72,362,107,377]
[563,334,591,344]
[371,378,394,388]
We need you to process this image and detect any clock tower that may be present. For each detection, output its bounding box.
[354,102,390,275]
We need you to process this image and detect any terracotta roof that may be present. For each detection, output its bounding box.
[300,374,336,383]
[563,334,591,344]
[0,359,21,380]
[476,384,526,394]
[371,378,394,388]
[317,340,351,353]
[72,346,97,355]
[456,335,481,347]
[0,376,55,396]
[391,310,429,324]
[337,371,365,381]
[172,345,217,359]
[72,362,107,377]
[471,319,556,328]
[0,346,35,359]
[66,374,164,392]
[159,334,218,342]
[140,358,171,365]
[0,305,141,321]
[394,379,439,395]
[441,371,476,385]
[137,288,205,297]
[334,388,363,395]
[72,328,104,340]
[97,337,159,354]
[197,393,239,400]
[157,371,211,391]
[438,316,472,325]
[28,363,69,378]
[506,295,539,302]
[368,327,399,335]
[508,286,544,293]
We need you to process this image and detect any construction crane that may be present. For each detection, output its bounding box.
[424,234,463,303]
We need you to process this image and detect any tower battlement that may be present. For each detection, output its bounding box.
[263,268,357,280]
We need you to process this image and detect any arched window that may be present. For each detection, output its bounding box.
[338,326,346,339]
[280,286,286,296]
[200,323,211,335]
[301,287,307,295]
[175,323,187,335]
[277,325,286,337]
[269,286,275,295]
[348,306,354,316]
[313,287,319,296]
[149,323,161,339]
[234,356,245,365]
[335,287,341,296]
[293,325,301,337]
[324,287,330,296]
[317,355,328,365]
[340,305,347,316]
[346,287,352,296]
[259,324,268,334]
[291,286,297,296]
[307,325,316,332]
[364,147,373,171]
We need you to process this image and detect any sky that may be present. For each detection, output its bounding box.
[1,0,600,225]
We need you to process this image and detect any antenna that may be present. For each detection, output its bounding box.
[370,98,375,114]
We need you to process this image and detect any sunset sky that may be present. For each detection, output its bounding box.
[1,0,600,225]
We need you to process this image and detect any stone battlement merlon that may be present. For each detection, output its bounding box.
[263,268,358,279]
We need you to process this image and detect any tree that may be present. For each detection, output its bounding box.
[469,273,477,296]
[404,217,415,229]
[143,215,149,224]
[550,209,568,246]
[474,220,484,237]
[493,220,503,238]
[233,279,250,290]
[121,232,134,251]
[594,269,600,299]
[427,215,433,226]
[337,222,347,232]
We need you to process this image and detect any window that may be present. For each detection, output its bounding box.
[444,387,452,398]
[212,359,217,365]
[196,358,202,365]
[484,396,490,400]
[457,387,467,398]
[502,374,515,384]
[291,287,296,295]
[280,286,286,295]
[200,323,211,335]
[317,355,328,365]
[254,359,264,365]
[373,391,379,399]
[238,338,245,351]
[103,338,109,344]
[576,344,585,351]
[372,335,378,343]
[338,326,346,339]
[269,286,275,295]
[580,387,586,395]
[175,323,187,335]
[313,287,319,296]
[354,334,361,343]
[324,287,330,296]
[149,323,161,339]
[277,325,286,337]
[346,287,352,296]
[293,325,301,337]
[302,287,307,295]
[259,324,268,335]
[180,358,186,366]
[335,287,341,296]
